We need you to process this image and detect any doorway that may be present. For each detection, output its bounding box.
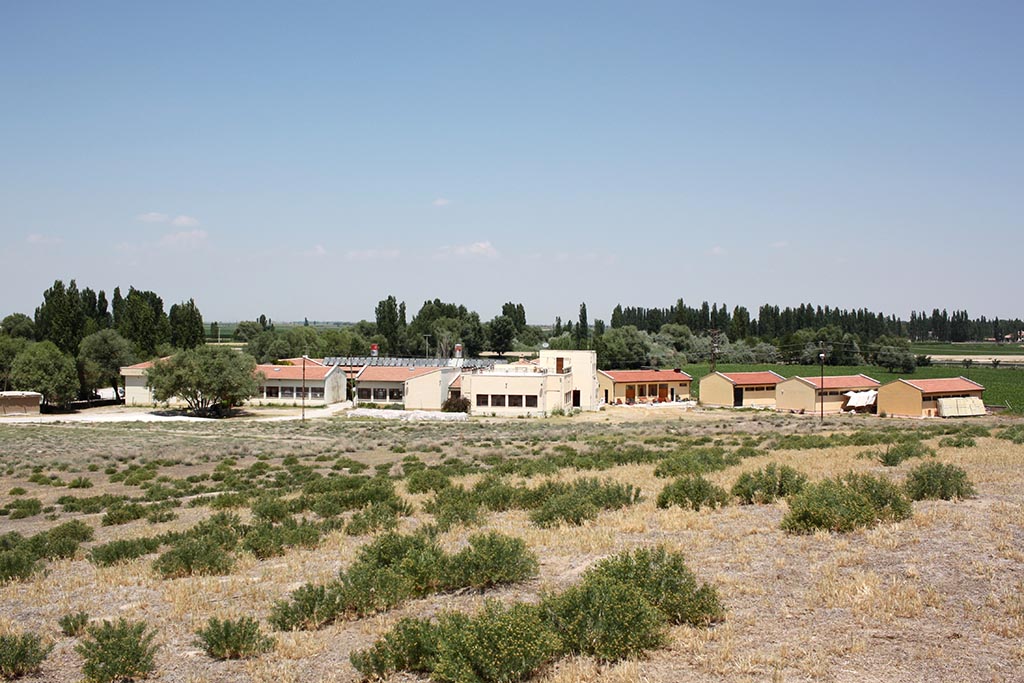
[733,387,743,407]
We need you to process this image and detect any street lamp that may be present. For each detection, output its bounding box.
[818,351,826,423]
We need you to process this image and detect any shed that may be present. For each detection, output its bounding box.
[597,369,692,405]
[0,391,43,416]
[698,371,785,408]
[776,374,881,414]
[877,377,985,417]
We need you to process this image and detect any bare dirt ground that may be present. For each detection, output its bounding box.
[1,410,1022,682]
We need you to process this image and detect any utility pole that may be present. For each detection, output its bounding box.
[818,347,826,424]
[301,354,307,422]
[423,334,431,358]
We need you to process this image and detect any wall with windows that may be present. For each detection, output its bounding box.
[538,350,599,410]
[461,371,570,417]
[404,368,460,411]
[354,381,407,405]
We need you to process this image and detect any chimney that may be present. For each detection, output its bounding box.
[454,343,463,359]
[370,343,379,358]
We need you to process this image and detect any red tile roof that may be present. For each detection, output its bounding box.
[900,377,984,394]
[449,375,462,389]
[356,366,442,383]
[601,369,692,383]
[256,364,333,381]
[719,371,785,386]
[279,357,325,367]
[798,374,880,390]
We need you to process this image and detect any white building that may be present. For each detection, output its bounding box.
[460,350,599,417]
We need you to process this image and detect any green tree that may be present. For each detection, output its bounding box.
[375,295,405,354]
[146,346,260,417]
[169,299,205,350]
[1,313,35,339]
[0,335,30,390]
[488,315,516,356]
[432,317,463,358]
[11,341,79,405]
[117,288,171,356]
[577,302,590,349]
[233,320,263,342]
[871,335,916,373]
[79,329,136,397]
[34,279,87,355]
[597,326,651,370]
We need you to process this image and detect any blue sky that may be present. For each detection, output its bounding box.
[2,2,1021,325]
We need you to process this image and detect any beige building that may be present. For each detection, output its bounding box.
[461,350,599,417]
[251,358,348,406]
[877,377,985,418]
[776,374,881,414]
[121,359,167,406]
[353,366,459,408]
[699,371,785,408]
[597,369,692,404]
[0,391,43,416]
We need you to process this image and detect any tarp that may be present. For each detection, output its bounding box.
[843,389,877,408]
[937,397,986,417]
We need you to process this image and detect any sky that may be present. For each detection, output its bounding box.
[2,2,1022,326]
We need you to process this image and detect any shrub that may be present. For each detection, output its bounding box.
[153,537,234,578]
[654,447,736,478]
[529,493,598,527]
[195,617,274,660]
[101,503,147,526]
[445,532,539,590]
[251,497,291,524]
[8,498,42,520]
[0,549,39,584]
[543,575,666,662]
[731,463,807,504]
[584,546,723,626]
[998,424,1024,445]
[424,486,483,531]
[76,619,158,683]
[59,611,91,637]
[441,395,471,413]
[433,602,562,683]
[67,477,94,489]
[657,475,729,511]
[472,475,519,511]
[0,632,52,678]
[904,462,976,501]
[344,501,401,536]
[406,468,452,494]
[938,434,976,448]
[268,584,343,631]
[29,520,94,559]
[349,617,439,679]
[876,441,934,467]
[89,537,162,567]
[781,472,912,534]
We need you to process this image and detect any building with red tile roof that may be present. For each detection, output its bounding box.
[877,376,985,417]
[699,370,786,408]
[597,369,692,404]
[776,374,881,414]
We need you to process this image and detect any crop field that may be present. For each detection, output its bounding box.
[910,342,1024,357]
[2,411,1023,682]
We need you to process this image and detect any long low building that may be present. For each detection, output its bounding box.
[461,350,599,417]
[776,374,881,414]
[877,377,985,417]
[353,366,460,410]
[699,371,785,408]
[597,369,692,404]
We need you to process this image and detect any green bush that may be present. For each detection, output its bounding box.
[195,616,274,659]
[76,619,158,683]
[8,498,42,520]
[0,632,52,678]
[344,501,402,536]
[543,575,666,662]
[251,497,291,524]
[89,537,162,567]
[67,477,94,489]
[876,440,934,467]
[406,468,452,494]
[472,475,519,511]
[657,475,729,511]
[938,434,976,448]
[445,532,539,590]
[731,463,807,504]
[0,549,39,584]
[153,537,234,578]
[59,611,91,637]
[781,472,912,534]
[350,617,439,679]
[101,502,148,526]
[584,546,723,626]
[424,486,483,531]
[904,462,976,501]
[528,493,598,527]
[654,447,737,478]
[28,520,94,559]
[998,424,1024,444]
[268,583,343,631]
[433,602,562,683]
[441,395,471,413]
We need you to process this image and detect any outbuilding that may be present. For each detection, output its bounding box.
[0,391,42,416]
[252,358,348,406]
[597,369,692,404]
[877,377,985,417]
[698,371,785,408]
[776,374,881,414]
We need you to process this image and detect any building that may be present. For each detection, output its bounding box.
[251,357,348,406]
[121,359,167,406]
[353,366,459,409]
[0,391,42,416]
[775,374,881,414]
[597,369,692,404]
[698,371,786,408]
[877,377,985,417]
[460,350,599,417]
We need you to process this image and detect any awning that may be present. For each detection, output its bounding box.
[843,389,877,408]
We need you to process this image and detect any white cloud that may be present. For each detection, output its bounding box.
[26,233,63,245]
[710,246,727,256]
[437,241,499,259]
[432,198,451,207]
[771,240,788,249]
[159,229,208,249]
[311,245,328,256]
[345,248,401,262]
[137,211,170,223]
[171,215,200,227]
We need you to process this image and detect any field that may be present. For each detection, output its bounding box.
[910,342,1024,357]
[2,410,1023,682]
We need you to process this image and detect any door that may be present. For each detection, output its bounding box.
[625,385,635,402]
[572,390,581,408]
[733,387,743,406]
[658,384,668,401]
[604,389,609,403]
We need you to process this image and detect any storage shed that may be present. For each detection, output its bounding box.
[776,374,881,414]
[698,371,785,408]
[597,369,692,404]
[877,377,985,418]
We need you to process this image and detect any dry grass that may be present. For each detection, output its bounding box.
[1,412,1023,682]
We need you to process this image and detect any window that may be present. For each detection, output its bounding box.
[372,388,388,401]
[357,387,371,400]
[311,387,324,399]
[281,387,294,398]
[508,395,523,407]
[388,388,403,401]
[648,384,657,396]
[638,385,647,397]
[295,387,308,399]
[265,386,280,398]
[477,394,489,407]
[491,395,506,407]
[525,395,538,408]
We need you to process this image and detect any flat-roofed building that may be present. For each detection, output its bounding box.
[776,374,881,414]
[699,370,785,408]
[597,369,692,405]
[354,366,456,408]
[877,377,985,417]
[461,350,598,416]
